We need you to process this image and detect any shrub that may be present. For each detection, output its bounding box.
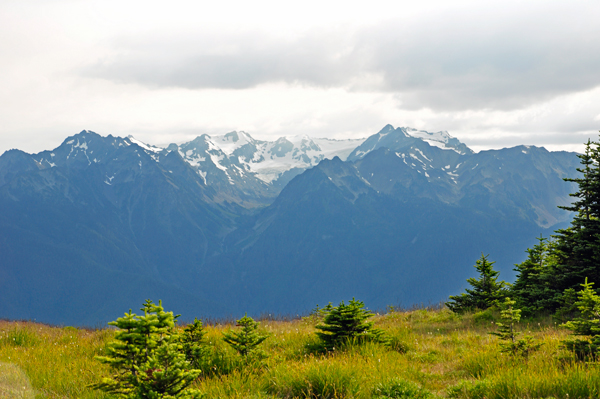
[472,309,496,324]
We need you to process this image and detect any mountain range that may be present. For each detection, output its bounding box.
[0,125,580,324]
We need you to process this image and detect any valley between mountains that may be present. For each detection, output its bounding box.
[0,125,579,325]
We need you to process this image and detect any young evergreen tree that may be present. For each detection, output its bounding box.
[490,297,542,358]
[446,254,509,313]
[315,298,384,350]
[180,318,208,370]
[222,314,268,358]
[561,278,600,360]
[91,300,201,398]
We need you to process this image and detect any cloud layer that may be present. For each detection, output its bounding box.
[0,0,599,155]
[83,3,600,112]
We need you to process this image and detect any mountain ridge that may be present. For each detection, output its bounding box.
[0,125,581,324]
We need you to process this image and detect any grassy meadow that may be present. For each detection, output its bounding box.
[1,307,599,398]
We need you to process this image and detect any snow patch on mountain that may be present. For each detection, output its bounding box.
[128,136,162,153]
[212,131,254,156]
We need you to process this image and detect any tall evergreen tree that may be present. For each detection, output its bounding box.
[552,138,600,293]
[446,254,509,313]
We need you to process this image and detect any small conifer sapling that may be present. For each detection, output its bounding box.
[490,297,542,358]
[222,314,268,358]
[181,318,208,370]
[561,278,600,360]
[91,300,202,398]
[315,298,384,350]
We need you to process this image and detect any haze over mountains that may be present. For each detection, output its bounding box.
[0,125,580,325]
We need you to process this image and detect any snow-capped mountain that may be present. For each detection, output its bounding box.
[128,126,470,195]
[0,124,583,324]
[348,125,472,161]
[163,131,364,186]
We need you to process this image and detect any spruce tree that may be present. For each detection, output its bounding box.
[561,278,600,360]
[446,254,509,313]
[222,314,268,358]
[315,298,384,350]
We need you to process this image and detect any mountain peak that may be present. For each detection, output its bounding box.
[377,124,397,136]
[348,125,472,161]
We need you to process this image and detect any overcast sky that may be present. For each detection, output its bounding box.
[1,0,599,155]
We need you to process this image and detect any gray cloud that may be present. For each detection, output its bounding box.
[81,3,600,112]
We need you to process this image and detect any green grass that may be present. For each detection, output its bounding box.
[0,309,597,398]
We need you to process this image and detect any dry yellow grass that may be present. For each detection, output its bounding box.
[0,362,36,399]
